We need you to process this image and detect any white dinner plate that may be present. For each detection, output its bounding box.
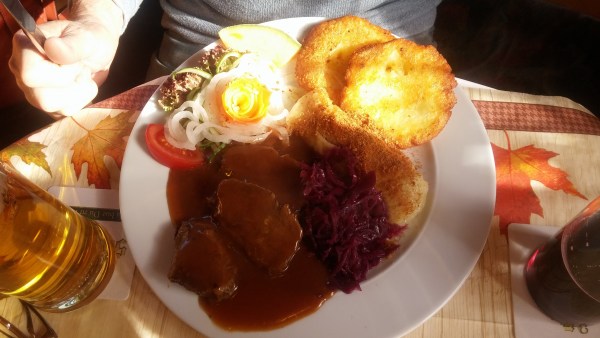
[120,17,496,338]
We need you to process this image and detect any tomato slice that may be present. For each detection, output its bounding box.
[145,123,204,169]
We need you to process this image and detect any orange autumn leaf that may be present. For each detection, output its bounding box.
[493,135,586,234]
[71,111,135,189]
[0,139,51,175]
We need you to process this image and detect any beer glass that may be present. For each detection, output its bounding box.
[0,162,115,312]
[524,196,600,325]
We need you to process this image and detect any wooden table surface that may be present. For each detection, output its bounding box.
[1,78,599,338]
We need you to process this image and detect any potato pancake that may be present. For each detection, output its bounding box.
[287,89,428,224]
[340,38,457,148]
[295,16,394,104]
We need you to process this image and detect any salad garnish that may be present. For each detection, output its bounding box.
[152,43,302,167]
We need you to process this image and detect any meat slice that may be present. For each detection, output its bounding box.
[219,145,305,211]
[168,218,238,300]
[216,179,303,275]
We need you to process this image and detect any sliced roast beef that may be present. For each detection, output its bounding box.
[219,145,304,211]
[168,218,238,300]
[215,179,302,275]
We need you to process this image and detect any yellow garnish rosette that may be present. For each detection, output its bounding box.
[221,77,271,123]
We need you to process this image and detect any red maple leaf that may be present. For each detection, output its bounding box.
[493,131,586,234]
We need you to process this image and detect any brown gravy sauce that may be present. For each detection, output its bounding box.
[166,136,334,331]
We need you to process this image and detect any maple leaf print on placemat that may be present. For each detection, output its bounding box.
[71,111,136,189]
[0,139,51,175]
[493,131,586,234]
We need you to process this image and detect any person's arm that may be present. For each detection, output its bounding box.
[8,0,130,116]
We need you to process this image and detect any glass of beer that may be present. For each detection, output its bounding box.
[524,196,600,325]
[0,162,115,312]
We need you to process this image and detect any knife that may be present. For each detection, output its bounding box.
[0,0,47,56]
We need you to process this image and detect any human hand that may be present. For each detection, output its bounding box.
[9,2,122,117]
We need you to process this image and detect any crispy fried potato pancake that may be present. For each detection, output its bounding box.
[340,38,457,149]
[288,89,428,224]
[295,16,394,104]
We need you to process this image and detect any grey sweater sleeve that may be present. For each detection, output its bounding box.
[159,0,441,46]
[115,0,440,41]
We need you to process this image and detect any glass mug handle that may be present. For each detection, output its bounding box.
[0,297,57,338]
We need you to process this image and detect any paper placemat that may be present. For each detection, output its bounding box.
[508,223,598,337]
[48,186,135,301]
